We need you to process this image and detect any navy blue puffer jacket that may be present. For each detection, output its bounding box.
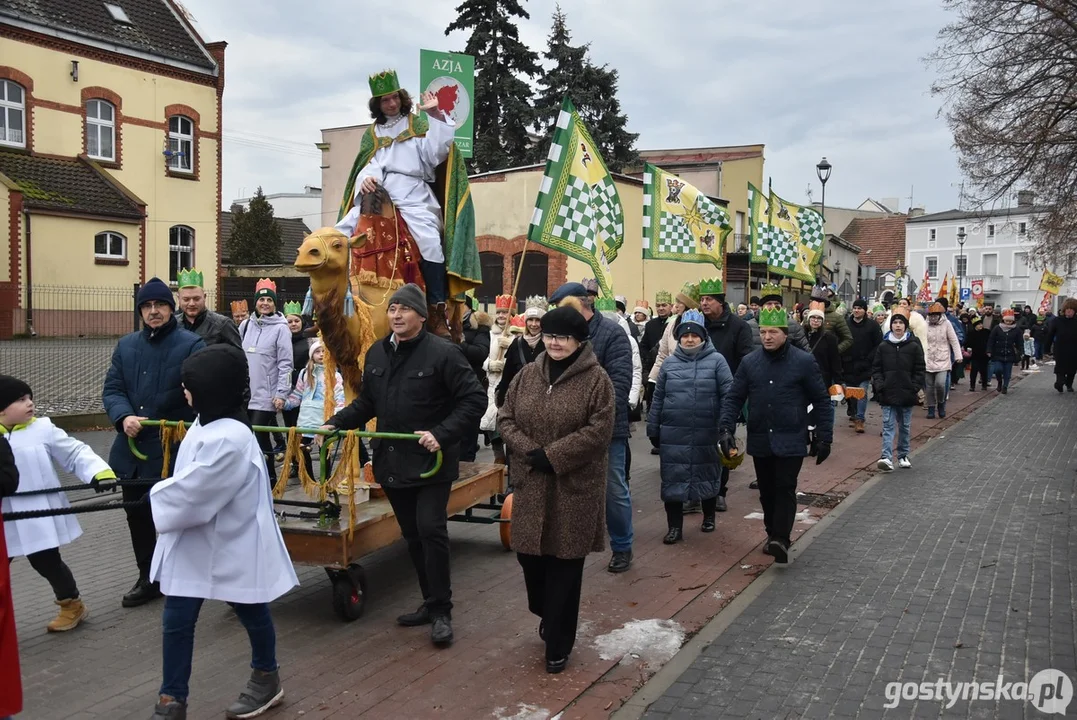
[719,342,832,457]
[102,317,204,478]
[647,341,733,502]
[588,311,633,439]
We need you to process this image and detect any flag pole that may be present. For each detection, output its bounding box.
[766,177,773,285]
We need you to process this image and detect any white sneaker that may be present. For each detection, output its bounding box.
[898,456,912,469]
[877,458,894,472]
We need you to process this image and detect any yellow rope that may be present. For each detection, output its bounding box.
[159,422,187,473]
[324,430,361,541]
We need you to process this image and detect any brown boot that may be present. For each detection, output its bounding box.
[47,597,87,632]
[854,419,865,434]
[426,304,451,340]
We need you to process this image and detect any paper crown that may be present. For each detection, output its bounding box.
[676,282,700,308]
[614,295,627,306]
[634,299,650,310]
[759,282,783,303]
[255,278,277,296]
[594,296,617,312]
[176,268,203,289]
[680,309,705,327]
[810,284,830,301]
[758,307,787,329]
[871,303,887,314]
[699,277,724,297]
[655,290,672,305]
[495,294,516,311]
[369,69,401,98]
[524,295,548,312]
[580,278,601,295]
[230,299,248,314]
[1002,308,1015,318]
[509,314,526,328]
[283,301,303,317]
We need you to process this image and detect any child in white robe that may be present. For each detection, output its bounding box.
[148,345,298,720]
[0,375,115,633]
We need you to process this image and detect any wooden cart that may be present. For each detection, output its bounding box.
[277,461,508,621]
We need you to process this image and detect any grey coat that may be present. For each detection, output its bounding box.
[648,341,734,503]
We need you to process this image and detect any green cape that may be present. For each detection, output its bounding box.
[337,114,481,298]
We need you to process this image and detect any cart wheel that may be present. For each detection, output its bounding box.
[331,563,367,622]
[499,492,513,550]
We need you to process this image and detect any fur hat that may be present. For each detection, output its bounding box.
[541,305,589,341]
[467,311,492,330]
[1062,297,1077,313]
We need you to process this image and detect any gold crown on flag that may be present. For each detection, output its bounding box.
[176,268,203,289]
[368,69,400,98]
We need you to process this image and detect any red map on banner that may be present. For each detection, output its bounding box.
[434,84,458,115]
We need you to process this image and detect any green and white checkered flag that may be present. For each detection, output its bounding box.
[529,97,625,296]
[643,163,729,269]
[749,182,825,283]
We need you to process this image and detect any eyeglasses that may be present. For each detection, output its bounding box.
[541,333,573,342]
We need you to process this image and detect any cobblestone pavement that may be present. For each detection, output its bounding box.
[9,371,1015,720]
[0,337,118,415]
[640,369,1076,720]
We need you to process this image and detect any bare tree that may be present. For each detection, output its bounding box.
[929,0,1077,266]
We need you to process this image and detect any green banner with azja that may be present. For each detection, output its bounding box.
[419,49,475,158]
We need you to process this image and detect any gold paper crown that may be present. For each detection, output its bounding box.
[230,299,248,314]
[369,69,401,98]
[699,277,724,296]
[254,278,277,297]
[758,307,787,328]
[655,290,672,304]
[283,301,303,316]
[495,294,516,310]
[759,282,783,302]
[176,268,203,289]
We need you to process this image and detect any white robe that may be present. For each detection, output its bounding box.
[481,323,515,432]
[334,113,456,263]
[149,418,298,604]
[2,418,111,557]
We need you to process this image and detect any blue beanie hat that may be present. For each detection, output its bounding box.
[136,277,175,310]
[548,282,589,305]
[675,309,707,340]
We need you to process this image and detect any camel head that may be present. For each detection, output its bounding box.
[294,227,364,282]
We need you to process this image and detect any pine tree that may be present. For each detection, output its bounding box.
[227,187,282,265]
[531,5,639,172]
[446,0,540,172]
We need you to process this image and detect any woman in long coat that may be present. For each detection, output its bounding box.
[498,304,614,675]
[646,310,733,544]
[1045,297,1077,392]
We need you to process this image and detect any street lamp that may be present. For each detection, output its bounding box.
[816,156,832,223]
[957,229,967,302]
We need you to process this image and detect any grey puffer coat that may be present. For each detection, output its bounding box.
[647,341,734,503]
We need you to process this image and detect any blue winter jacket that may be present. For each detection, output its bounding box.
[102,316,204,478]
[719,341,833,458]
[588,311,633,439]
[647,341,734,503]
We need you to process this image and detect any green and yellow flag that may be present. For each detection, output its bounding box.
[528,97,625,296]
[749,181,825,283]
[642,163,730,270]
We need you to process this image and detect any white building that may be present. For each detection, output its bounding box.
[905,194,1077,312]
[232,186,324,231]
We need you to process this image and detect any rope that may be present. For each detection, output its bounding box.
[3,498,146,522]
[160,422,187,472]
[6,477,160,498]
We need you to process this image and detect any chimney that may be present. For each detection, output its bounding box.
[1017,190,1035,207]
[908,206,925,218]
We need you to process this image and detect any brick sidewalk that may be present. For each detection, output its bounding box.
[636,368,1075,719]
[10,372,1016,719]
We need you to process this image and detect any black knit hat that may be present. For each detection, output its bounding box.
[388,283,428,318]
[853,298,868,310]
[937,297,950,310]
[540,306,589,342]
[136,277,175,310]
[0,375,32,412]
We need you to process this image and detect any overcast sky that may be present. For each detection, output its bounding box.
[178,0,962,221]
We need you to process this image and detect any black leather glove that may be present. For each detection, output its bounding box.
[649,435,660,449]
[644,381,655,404]
[718,429,736,458]
[526,449,555,475]
[814,441,831,465]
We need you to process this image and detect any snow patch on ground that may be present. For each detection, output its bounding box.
[491,704,551,720]
[576,619,595,638]
[744,511,765,520]
[712,590,725,601]
[795,509,818,525]
[592,618,686,669]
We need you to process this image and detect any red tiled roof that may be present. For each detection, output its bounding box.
[841,215,907,270]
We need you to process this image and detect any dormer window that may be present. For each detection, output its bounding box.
[104,3,132,24]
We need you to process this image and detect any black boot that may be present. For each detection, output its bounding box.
[701,516,716,533]
[431,615,454,646]
[122,577,162,608]
[663,527,683,544]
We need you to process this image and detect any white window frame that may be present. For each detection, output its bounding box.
[168,225,194,283]
[0,80,26,148]
[86,99,115,161]
[1013,251,1029,278]
[955,255,968,278]
[929,228,937,242]
[982,252,999,276]
[987,224,996,238]
[167,116,194,173]
[926,255,938,279]
[94,231,126,260]
[1018,221,1027,236]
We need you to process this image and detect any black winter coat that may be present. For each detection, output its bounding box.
[103,317,204,478]
[719,342,833,458]
[0,435,18,498]
[639,316,668,376]
[844,315,883,385]
[1044,313,1077,377]
[328,330,486,488]
[182,309,241,350]
[704,305,755,375]
[290,331,311,387]
[807,328,843,388]
[496,335,545,406]
[871,334,926,407]
[588,311,633,439]
[987,324,1023,364]
[460,312,492,388]
[965,327,990,362]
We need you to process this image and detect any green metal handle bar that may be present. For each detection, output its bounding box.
[127,420,443,479]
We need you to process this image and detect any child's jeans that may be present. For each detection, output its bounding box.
[881,406,913,461]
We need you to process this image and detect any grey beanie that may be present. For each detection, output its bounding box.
[389,283,428,318]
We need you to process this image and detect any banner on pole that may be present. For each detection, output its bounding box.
[1039,269,1065,295]
[643,163,730,270]
[419,49,475,158]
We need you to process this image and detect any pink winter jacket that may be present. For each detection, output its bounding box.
[924,318,963,373]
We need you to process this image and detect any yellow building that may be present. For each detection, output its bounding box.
[0,0,225,337]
